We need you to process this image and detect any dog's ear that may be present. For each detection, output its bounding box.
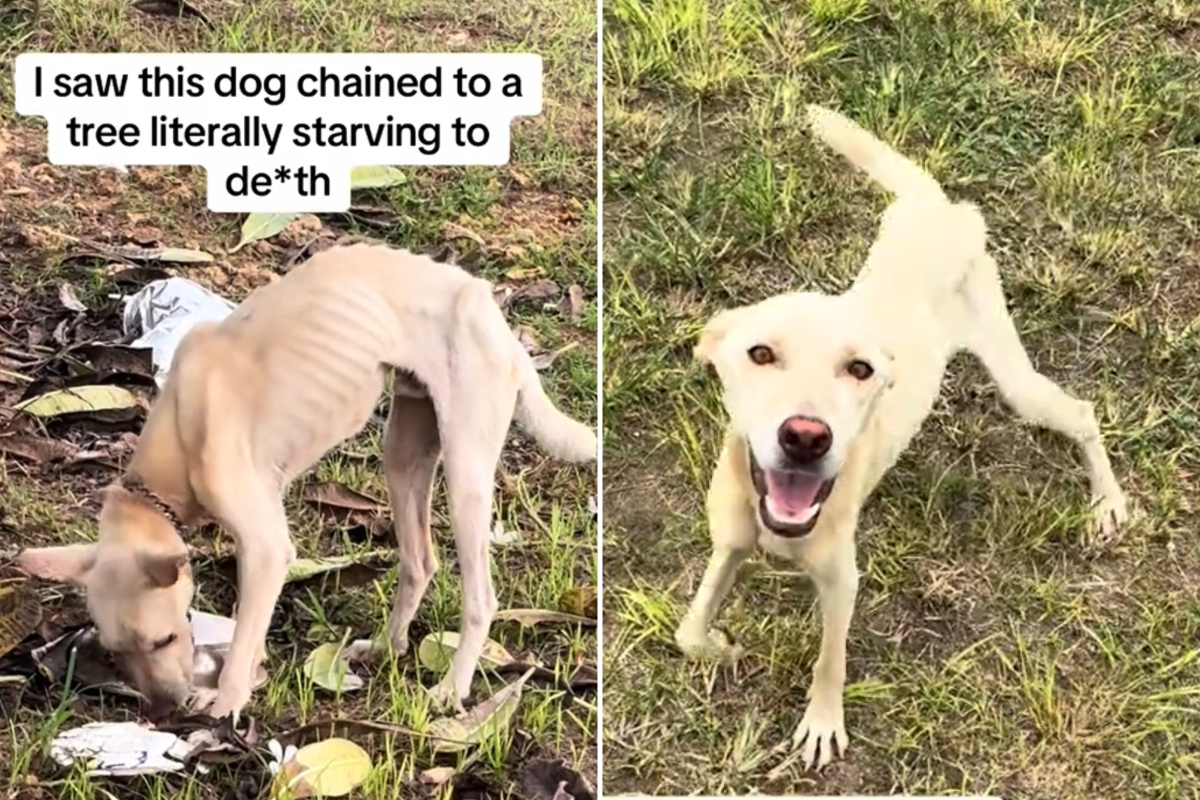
[136,550,189,589]
[17,544,98,584]
[695,307,749,364]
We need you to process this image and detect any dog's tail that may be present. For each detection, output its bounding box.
[805,104,945,201]
[458,280,597,463]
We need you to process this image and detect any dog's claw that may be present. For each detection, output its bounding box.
[675,625,744,662]
[346,636,411,666]
[791,698,847,770]
[426,678,466,715]
[1092,492,1129,540]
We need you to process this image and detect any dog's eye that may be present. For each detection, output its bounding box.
[747,345,776,365]
[847,359,874,380]
[151,633,178,651]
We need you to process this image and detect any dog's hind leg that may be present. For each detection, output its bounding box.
[381,394,442,656]
[426,384,514,712]
[963,258,1128,537]
[347,391,443,667]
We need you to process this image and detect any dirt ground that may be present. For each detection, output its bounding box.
[0,1,598,798]
[602,0,1200,798]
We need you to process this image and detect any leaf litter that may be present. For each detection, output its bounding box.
[0,217,596,792]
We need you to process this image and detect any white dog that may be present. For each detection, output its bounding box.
[17,244,597,720]
[675,105,1128,769]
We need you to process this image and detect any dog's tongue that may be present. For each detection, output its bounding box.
[764,470,823,522]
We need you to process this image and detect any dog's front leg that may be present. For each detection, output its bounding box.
[675,547,750,660]
[676,440,757,660]
[198,490,294,721]
[792,541,858,770]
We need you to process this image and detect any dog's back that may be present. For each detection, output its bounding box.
[805,104,990,305]
[174,244,593,479]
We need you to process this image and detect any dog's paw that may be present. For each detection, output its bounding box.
[345,636,411,665]
[189,687,220,716]
[426,677,467,715]
[1092,492,1129,540]
[344,639,381,665]
[675,625,744,662]
[194,681,251,724]
[791,697,847,770]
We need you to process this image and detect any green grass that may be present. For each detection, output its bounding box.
[0,1,597,797]
[601,0,1200,797]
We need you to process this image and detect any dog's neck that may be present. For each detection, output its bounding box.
[116,473,187,533]
[121,390,202,529]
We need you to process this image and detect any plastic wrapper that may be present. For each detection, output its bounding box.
[122,278,236,387]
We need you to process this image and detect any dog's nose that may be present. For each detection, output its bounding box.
[777,416,832,464]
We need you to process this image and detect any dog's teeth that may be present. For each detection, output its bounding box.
[798,502,821,524]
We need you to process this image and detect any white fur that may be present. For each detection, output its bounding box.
[676,105,1129,770]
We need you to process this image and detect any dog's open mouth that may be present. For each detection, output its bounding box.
[749,451,836,538]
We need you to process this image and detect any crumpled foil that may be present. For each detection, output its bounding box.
[121,278,236,387]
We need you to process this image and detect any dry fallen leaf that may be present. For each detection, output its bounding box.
[559,284,585,321]
[58,282,87,312]
[420,766,457,786]
[558,586,598,619]
[493,609,596,629]
[14,385,140,418]
[131,0,213,28]
[0,579,42,659]
[302,482,386,514]
[512,279,560,301]
[0,434,85,465]
[427,667,535,753]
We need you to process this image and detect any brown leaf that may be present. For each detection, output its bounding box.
[302,482,386,515]
[512,279,560,303]
[0,579,43,660]
[0,434,83,464]
[558,586,598,619]
[131,0,213,28]
[420,766,456,786]
[58,283,87,313]
[442,220,486,247]
[105,266,172,285]
[515,326,539,353]
[73,344,155,382]
[344,206,400,229]
[520,759,596,800]
[492,284,515,310]
[558,284,585,321]
[530,343,578,372]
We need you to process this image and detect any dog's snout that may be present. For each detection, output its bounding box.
[778,416,832,464]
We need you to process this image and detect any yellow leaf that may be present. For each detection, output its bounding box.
[349,166,406,189]
[13,385,138,417]
[417,630,514,674]
[273,738,372,799]
[0,580,42,659]
[427,667,534,753]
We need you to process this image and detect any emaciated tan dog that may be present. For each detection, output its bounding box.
[675,106,1128,769]
[17,244,597,720]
